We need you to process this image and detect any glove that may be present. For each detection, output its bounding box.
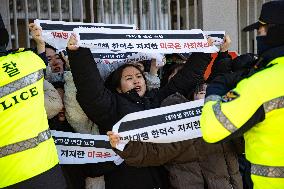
[206,69,249,97]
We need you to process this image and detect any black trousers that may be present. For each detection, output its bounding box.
[238,154,253,189]
[4,164,67,189]
[62,162,117,189]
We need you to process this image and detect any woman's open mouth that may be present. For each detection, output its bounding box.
[53,67,61,72]
[134,86,141,92]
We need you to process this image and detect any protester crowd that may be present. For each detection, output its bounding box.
[27,22,247,189]
[1,1,284,189]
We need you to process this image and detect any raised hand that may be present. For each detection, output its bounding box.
[67,33,79,51]
[29,23,45,54]
[220,35,231,52]
[107,131,120,149]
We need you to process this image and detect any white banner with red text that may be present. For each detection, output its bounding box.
[51,130,121,164]
[74,28,220,53]
[34,19,136,51]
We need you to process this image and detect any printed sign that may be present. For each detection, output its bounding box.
[52,100,205,160]
[52,130,119,164]
[112,99,204,151]
[35,19,136,50]
[75,28,219,53]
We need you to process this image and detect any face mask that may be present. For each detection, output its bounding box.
[47,72,65,83]
[256,36,270,55]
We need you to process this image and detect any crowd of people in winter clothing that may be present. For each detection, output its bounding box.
[26,18,258,189]
[6,19,266,188]
[2,0,284,188]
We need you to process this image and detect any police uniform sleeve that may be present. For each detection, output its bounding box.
[200,71,267,143]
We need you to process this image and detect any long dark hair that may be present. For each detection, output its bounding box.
[161,63,184,87]
[104,63,146,93]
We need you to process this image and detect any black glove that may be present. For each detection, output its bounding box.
[206,69,249,97]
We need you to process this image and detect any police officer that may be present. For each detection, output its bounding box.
[200,1,284,189]
[0,14,66,188]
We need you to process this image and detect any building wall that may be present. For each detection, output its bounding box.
[1,0,265,53]
[201,0,238,52]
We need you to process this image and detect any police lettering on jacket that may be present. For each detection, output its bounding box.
[0,86,38,111]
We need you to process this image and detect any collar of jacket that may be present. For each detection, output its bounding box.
[0,48,32,58]
[257,45,284,68]
[120,89,156,109]
[121,89,145,104]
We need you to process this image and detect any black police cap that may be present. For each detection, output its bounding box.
[243,0,284,32]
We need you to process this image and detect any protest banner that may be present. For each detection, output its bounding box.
[91,32,225,64]
[112,99,204,151]
[53,100,204,159]
[74,28,219,53]
[35,19,136,50]
[35,19,224,63]
[52,130,119,164]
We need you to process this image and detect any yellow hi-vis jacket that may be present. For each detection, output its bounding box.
[200,56,284,189]
[0,50,59,188]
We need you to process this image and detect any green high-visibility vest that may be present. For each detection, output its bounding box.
[0,50,59,188]
[201,56,284,189]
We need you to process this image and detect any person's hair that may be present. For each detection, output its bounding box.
[128,61,145,72]
[161,63,184,87]
[45,43,57,52]
[194,81,206,93]
[104,64,146,93]
[167,64,184,81]
[45,43,67,71]
[57,53,67,70]
[186,81,206,101]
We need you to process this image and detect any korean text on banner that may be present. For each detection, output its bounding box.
[34,19,136,50]
[112,99,204,151]
[52,130,119,164]
[74,28,219,53]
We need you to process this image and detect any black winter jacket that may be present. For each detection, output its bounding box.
[68,47,211,189]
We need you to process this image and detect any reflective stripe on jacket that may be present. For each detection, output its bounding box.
[0,50,59,188]
[200,56,284,184]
